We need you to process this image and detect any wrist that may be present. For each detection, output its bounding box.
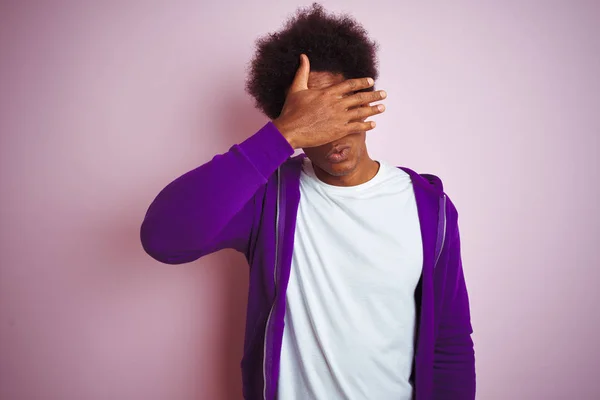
[272,119,298,149]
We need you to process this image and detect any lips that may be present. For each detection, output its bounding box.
[326,145,351,163]
[326,144,350,158]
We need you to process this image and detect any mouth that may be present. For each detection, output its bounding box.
[325,144,351,163]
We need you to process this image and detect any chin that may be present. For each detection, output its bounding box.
[319,157,359,177]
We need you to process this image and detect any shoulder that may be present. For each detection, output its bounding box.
[397,164,461,222]
[395,164,446,197]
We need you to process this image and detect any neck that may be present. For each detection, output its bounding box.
[313,155,380,187]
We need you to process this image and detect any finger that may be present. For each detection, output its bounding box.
[345,120,377,134]
[341,90,387,108]
[327,77,375,96]
[288,54,310,94]
[350,104,385,121]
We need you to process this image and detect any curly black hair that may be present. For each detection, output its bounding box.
[245,2,380,120]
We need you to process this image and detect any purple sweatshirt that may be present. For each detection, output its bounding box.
[140,121,476,400]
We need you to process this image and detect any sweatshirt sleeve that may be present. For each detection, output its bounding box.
[140,121,295,264]
[432,206,476,399]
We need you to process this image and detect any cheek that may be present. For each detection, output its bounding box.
[303,145,329,160]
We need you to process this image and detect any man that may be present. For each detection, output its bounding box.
[140,3,475,399]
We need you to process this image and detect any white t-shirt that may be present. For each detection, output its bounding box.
[277,157,423,400]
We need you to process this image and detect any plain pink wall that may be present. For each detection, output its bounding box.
[1,1,599,399]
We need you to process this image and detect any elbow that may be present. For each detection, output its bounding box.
[140,220,172,264]
[140,219,197,265]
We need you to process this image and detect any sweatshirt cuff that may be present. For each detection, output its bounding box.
[237,121,295,179]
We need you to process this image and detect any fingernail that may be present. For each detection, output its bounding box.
[367,78,374,85]
[377,104,385,112]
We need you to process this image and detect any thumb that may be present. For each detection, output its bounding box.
[288,54,310,94]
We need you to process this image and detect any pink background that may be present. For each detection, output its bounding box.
[1,1,599,399]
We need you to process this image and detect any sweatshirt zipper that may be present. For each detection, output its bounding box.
[434,194,447,268]
[263,166,281,400]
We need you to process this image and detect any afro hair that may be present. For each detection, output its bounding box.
[245,2,380,120]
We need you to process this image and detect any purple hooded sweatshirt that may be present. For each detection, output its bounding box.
[140,121,476,400]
